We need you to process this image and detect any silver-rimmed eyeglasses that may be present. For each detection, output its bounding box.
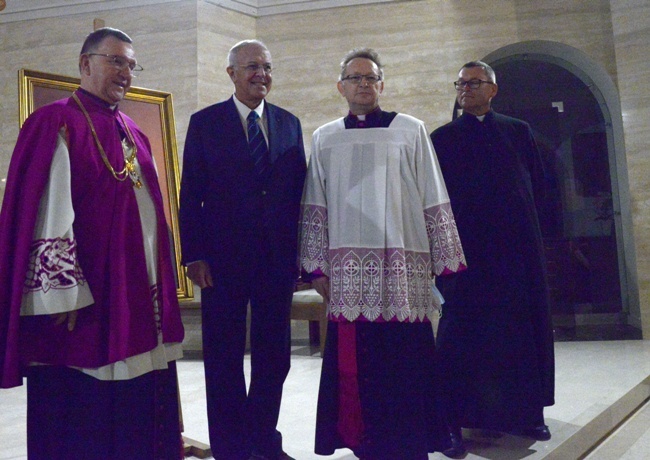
[341,74,382,85]
[86,53,144,76]
[454,79,493,90]
[239,63,273,74]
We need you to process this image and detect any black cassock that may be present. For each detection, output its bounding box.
[431,110,555,431]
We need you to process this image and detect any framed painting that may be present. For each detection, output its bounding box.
[18,68,194,301]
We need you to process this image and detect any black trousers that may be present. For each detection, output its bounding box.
[26,362,182,460]
[200,273,293,460]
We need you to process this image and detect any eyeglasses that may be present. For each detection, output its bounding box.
[86,53,144,76]
[341,74,382,85]
[238,64,273,74]
[454,79,493,90]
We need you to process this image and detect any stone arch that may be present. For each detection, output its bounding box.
[481,40,640,334]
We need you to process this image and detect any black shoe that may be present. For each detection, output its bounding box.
[442,429,467,459]
[512,424,551,441]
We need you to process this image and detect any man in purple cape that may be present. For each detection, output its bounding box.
[0,27,184,459]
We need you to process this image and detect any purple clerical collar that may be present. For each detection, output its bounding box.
[76,87,118,111]
[345,106,383,129]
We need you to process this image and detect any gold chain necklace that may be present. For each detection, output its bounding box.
[72,92,143,188]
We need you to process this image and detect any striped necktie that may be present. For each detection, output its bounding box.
[247,110,269,177]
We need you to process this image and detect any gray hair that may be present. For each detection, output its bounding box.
[339,48,384,81]
[460,60,497,84]
[227,39,270,66]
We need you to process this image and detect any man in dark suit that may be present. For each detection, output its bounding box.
[430,61,555,458]
[179,39,306,460]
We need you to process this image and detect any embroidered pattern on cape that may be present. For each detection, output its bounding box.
[24,237,86,293]
[329,247,433,322]
[424,202,467,274]
[300,204,329,275]
[300,202,466,323]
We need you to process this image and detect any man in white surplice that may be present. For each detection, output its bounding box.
[299,48,466,460]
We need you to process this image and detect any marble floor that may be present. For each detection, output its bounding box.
[583,398,650,460]
[2,323,650,460]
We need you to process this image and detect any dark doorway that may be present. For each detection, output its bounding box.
[454,58,638,340]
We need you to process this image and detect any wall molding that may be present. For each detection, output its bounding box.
[0,0,408,22]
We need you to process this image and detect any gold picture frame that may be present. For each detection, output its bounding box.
[18,68,194,301]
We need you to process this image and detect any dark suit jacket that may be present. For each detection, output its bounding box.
[179,96,306,285]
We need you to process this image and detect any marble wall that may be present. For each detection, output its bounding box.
[0,0,648,333]
[197,3,255,111]
[259,0,620,151]
[610,0,650,336]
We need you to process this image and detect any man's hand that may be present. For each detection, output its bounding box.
[186,260,214,289]
[53,310,79,332]
[311,275,330,304]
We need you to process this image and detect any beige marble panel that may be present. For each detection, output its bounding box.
[611,0,650,335]
[514,0,618,81]
[257,0,620,154]
[196,2,256,120]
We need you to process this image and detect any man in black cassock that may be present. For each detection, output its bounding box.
[430,61,555,458]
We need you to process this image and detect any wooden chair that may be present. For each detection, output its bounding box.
[291,284,327,356]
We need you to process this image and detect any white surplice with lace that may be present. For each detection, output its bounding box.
[300,114,466,323]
